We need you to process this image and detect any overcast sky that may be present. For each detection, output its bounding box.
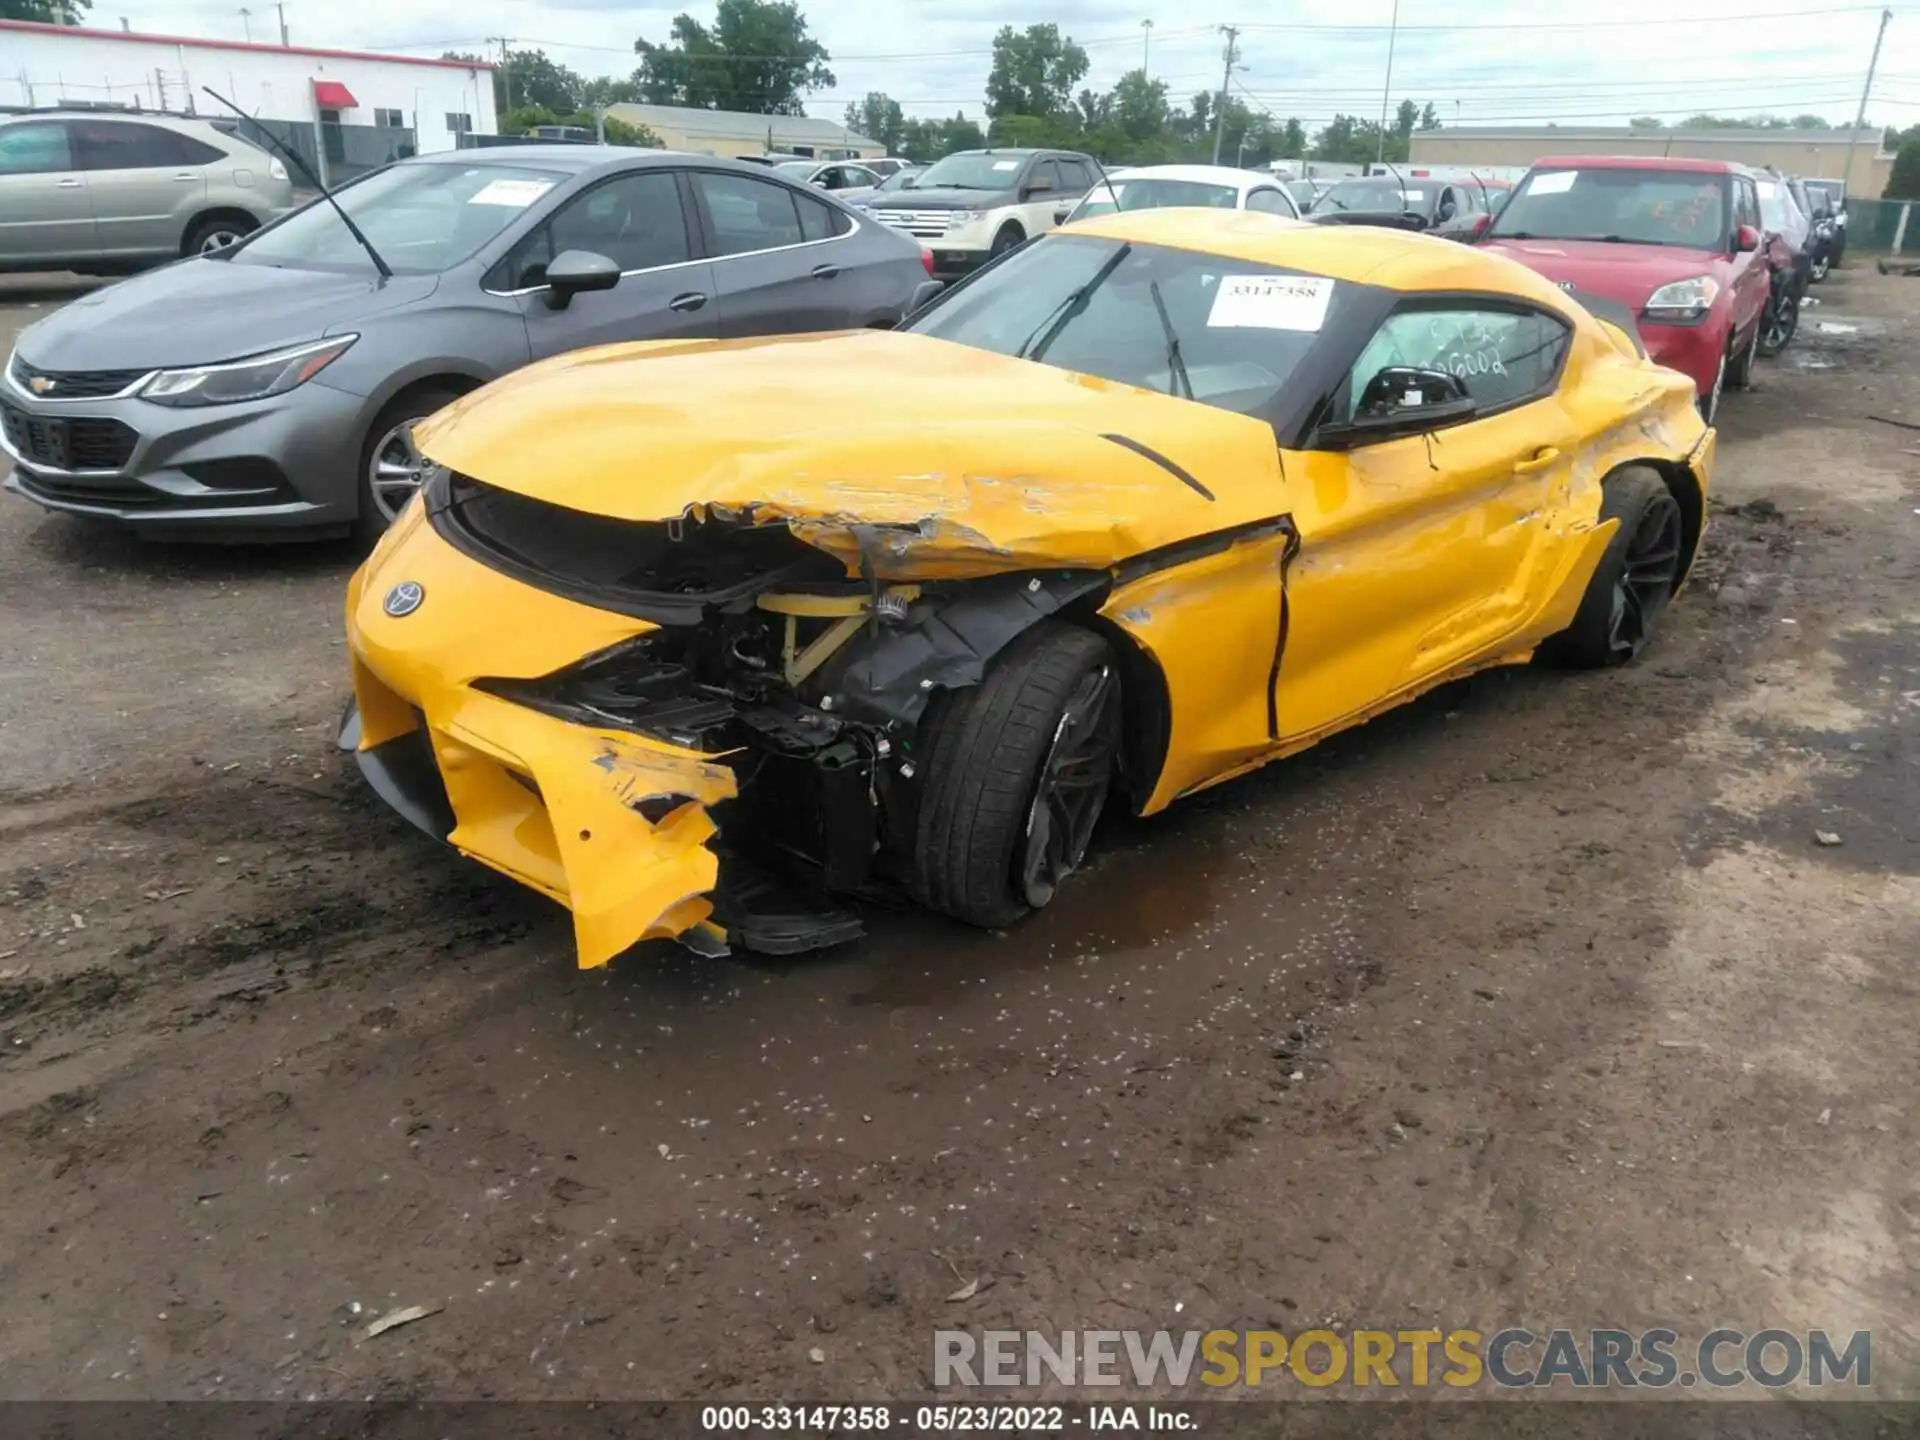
[93,0,1920,131]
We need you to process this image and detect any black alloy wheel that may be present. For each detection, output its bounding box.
[1018,663,1120,909]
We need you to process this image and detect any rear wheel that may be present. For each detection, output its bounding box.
[184,215,254,255]
[913,623,1120,928]
[1758,281,1799,357]
[1810,250,1831,282]
[1543,467,1685,669]
[1726,315,1760,390]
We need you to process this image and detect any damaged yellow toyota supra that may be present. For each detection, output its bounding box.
[341,210,1713,966]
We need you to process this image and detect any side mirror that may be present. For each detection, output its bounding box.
[1317,366,1477,448]
[1468,212,1493,239]
[1019,182,1054,202]
[543,249,621,310]
[906,278,945,315]
[1734,223,1761,253]
[1053,205,1071,225]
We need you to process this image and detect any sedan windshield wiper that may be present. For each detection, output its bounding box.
[1017,242,1132,362]
[1147,279,1192,400]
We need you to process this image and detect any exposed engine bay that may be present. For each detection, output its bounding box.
[430,473,1114,952]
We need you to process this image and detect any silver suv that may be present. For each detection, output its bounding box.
[0,111,298,275]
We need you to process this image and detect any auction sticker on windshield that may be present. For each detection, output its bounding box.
[1530,170,1578,195]
[1207,274,1335,332]
[992,160,1020,171]
[468,178,557,208]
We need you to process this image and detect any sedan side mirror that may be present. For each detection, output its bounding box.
[906,278,945,315]
[543,249,621,310]
[1317,366,1477,448]
[1734,223,1761,253]
[1053,205,1071,225]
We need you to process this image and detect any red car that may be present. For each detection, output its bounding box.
[1478,156,1772,422]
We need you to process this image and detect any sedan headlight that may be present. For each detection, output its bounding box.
[1642,276,1719,323]
[138,335,356,407]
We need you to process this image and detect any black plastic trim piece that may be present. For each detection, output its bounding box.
[1111,515,1294,589]
[1099,433,1215,501]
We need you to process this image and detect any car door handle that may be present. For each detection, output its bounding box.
[810,263,842,279]
[56,177,83,189]
[1514,447,1561,474]
[667,292,708,313]
[174,171,200,182]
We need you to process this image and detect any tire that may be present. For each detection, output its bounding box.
[356,387,460,545]
[1758,281,1799,357]
[1810,249,1831,282]
[912,622,1120,928]
[1542,467,1685,670]
[988,224,1025,258]
[1697,343,1727,424]
[184,215,255,256]
[1726,315,1760,390]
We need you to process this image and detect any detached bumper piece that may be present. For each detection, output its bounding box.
[339,682,865,965]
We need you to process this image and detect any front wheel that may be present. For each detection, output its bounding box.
[912,623,1120,928]
[988,224,1025,258]
[1542,467,1684,670]
[356,387,460,545]
[1810,251,1831,282]
[1697,346,1727,424]
[1726,315,1760,391]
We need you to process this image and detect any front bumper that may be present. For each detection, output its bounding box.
[345,507,758,966]
[2,373,367,539]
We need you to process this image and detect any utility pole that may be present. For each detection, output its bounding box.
[1843,7,1892,197]
[1141,19,1153,77]
[275,1,288,45]
[1210,25,1239,165]
[1375,0,1400,166]
[487,37,517,109]
[237,7,252,42]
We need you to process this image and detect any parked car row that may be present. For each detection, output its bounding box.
[10,130,1834,962]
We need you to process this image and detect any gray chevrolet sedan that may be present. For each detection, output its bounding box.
[2,146,933,542]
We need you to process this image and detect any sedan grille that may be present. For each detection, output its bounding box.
[875,210,959,240]
[1,398,139,472]
[9,354,150,400]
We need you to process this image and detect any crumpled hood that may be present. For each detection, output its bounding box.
[1478,238,1728,312]
[413,330,1287,580]
[16,258,435,371]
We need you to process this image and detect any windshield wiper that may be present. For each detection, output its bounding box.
[1017,242,1132,362]
[201,85,394,280]
[1147,280,1192,401]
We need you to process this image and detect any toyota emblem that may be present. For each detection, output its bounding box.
[383,581,425,618]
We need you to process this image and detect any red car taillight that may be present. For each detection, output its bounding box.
[920,246,935,276]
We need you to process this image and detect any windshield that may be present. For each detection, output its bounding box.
[773,161,817,179]
[906,234,1337,417]
[1317,178,1427,216]
[1490,167,1730,249]
[1756,180,1790,232]
[235,162,565,275]
[875,168,922,193]
[1073,177,1238,220]
[913,152,1027,191]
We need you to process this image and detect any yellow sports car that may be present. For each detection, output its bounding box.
[341,209,1713,966]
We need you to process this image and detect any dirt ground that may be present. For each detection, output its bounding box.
[0,266,1914,1405]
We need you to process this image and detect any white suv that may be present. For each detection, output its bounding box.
[865,148,1096,278]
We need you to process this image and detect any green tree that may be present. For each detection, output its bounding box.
[843,92,906,152]
[899,113,985,164]
[1628,115,1667,130]
[1790,114,1833,129]
[1111,70,1170,144]
[1076,88,1111,129]
[635,0,834,115]
[1887,138,1920,199]
[984,23,1089,120]
[1394,98,1419,142]
[493,49,585,115]
[581,74,645,108]
[1280,117,1306,157]
[1418,101,1441,131]
[2,0,90,21]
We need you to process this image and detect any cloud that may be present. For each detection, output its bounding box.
[100,0,1920,128]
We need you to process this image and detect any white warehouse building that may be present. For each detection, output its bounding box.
[0,19,497,160]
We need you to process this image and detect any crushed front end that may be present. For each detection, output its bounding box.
[342,472,1110,967]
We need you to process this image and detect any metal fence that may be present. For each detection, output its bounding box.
[1843,197,1917,255]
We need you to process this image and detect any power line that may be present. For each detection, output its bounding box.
[1233,3,1893,29]
[373,24,1220,61]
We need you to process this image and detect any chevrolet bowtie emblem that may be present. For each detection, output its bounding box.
[27,376,54,395]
